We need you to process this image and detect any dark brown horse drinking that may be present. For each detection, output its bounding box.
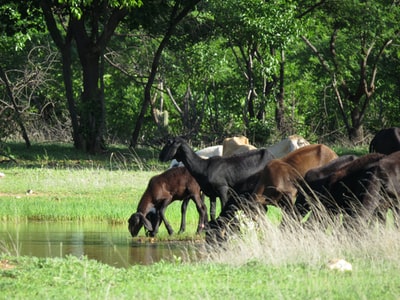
[128,166,207,237]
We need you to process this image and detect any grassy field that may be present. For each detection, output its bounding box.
[2,254,400,299]
[1,142,400,299]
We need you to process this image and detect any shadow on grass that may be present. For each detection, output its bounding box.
[0,142,166,170]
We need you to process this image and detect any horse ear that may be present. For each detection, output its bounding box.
[140,213,153,232]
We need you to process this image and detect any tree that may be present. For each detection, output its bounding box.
[0,2,45,146]
[301,0,400,143]
[40,0,142,153]
[209,0,300,136]
[129,0,201,148]
[0,65,31,147]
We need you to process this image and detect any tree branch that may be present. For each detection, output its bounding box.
[301,35,331,73]
[166,87,183,115]
[0,66,31,147]
[296,0,327,19]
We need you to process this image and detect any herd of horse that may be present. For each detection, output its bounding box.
[128,127,400,244]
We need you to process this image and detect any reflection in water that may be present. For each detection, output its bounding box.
[0,222,204,268]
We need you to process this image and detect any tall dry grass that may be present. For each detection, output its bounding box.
[203,197,400,268]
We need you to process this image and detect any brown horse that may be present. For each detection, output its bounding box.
[297,152,400,221]
[253,144,338,210]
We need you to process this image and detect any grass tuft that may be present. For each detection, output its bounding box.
[204,201,400,272]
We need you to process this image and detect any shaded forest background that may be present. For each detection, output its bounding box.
[0,0,399,153]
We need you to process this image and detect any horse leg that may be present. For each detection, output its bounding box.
[219,186,230,211]
[148,210,162,237]
[209,196,217,221]
[201,193,209,229]
[179,198,190,234]
[159,203,174,235]
[192,193,208,234]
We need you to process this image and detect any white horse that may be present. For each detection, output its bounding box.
[266,135,310,158]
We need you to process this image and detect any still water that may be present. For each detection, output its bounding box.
[0,222,204,268]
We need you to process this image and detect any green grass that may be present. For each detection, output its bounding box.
[1,141,165,170]
[3,142,400,299]
[0,142,214,235]
[0,167,206,238]
[1,254,400,299]
[0,168,158,223]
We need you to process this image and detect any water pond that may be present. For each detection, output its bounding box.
[0,222,204,268]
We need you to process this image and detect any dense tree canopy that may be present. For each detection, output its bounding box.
[0,0,399,151]
[301,0,400,143]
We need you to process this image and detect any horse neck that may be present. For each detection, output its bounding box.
[137,191,154,215]
[179,143,209,177]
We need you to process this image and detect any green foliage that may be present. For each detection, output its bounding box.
[0,2,44,51]
[211,0,300,49]
[301,0,400,140]
[0,0,400,147]
[58,0,143,19]
[247,118,272,145]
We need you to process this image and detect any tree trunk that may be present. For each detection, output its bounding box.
[130,40,163,148]
[349,107,364,144]
[130,0,201,148]
[70,13,104,154]
[60,47,83,150]
[42,1,128,153]
[79,52,105,154]
[240,46,256,130]
[40,0,83,149]
[71,7,127,153]
[275,49,285,133]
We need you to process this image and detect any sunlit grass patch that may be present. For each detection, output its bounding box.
[0,168,159,223]
[1,253,400,299]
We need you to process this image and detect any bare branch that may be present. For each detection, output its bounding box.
[368,37,395,95]
[332,73,351,130]
[166,87,183,115]
[0,66,31,147]
[329,29,339,71]
[301,35,331,73]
